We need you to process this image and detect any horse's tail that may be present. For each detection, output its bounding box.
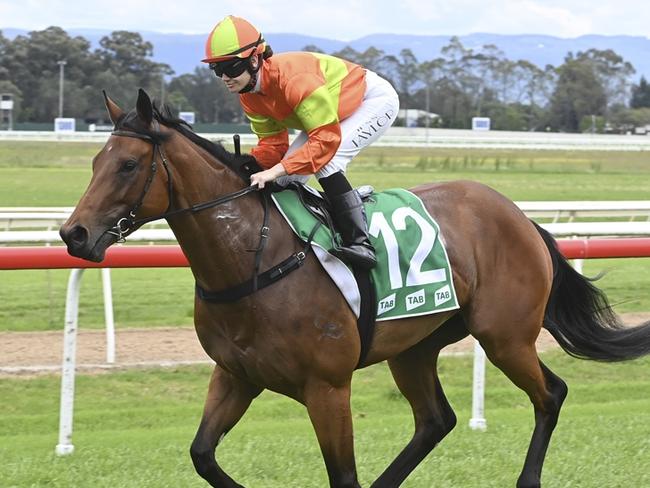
[533,221,650,361]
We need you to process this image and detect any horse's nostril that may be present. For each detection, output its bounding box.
[68,225,88,246]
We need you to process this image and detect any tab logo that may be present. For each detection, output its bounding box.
[434,285,452,306]
[378,293,396,315]
[405,289,426,311]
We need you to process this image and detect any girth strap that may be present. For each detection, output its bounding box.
[195,223,320,303]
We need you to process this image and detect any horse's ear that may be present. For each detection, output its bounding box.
[136,88,153,126]
[103,90,124,125]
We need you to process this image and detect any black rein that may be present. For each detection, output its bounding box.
[106,125,314,302]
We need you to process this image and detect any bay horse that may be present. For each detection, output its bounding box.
[60,89,650,488]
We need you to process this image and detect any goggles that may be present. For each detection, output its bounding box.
[209,58,250,79]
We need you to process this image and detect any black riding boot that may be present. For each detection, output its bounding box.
[328,189,377,269]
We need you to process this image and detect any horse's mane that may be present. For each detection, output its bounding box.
[116,103,239,169]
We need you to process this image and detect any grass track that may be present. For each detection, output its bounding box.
[1,353,649,487]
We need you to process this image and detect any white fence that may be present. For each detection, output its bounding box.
[4,201,650,239]
[4,127,650,150]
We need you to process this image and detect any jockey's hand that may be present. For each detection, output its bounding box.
[250,163,287,189]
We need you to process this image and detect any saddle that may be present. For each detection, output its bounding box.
[274,182,375,240]
[270,182,378,369]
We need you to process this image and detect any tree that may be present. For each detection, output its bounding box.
[1,27,97,121]
[417,57,444,119]
[357,47,386,74]
[469,45,505,115]
[0,30,9,79]
[428,37,479,128]
[168,67,243,123]
[548,53,608,132]
[331,46,362,64]
[301,44,324,53]
[575,49,635,109]
[630,76,650,108]
[97,31,173,100]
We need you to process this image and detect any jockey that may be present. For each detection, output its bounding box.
[202,15,400,270]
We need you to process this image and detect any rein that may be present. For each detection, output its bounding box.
[107,123,315,302]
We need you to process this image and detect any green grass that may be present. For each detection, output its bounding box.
[2,142,650,205]
[0,141,103,168]
[1,353,649,487]
[0,268,196,331]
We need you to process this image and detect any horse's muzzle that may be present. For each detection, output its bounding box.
[59,223,114,262]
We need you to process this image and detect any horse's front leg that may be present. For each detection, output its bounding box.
[304,378,361,488]
[190,364,262,488]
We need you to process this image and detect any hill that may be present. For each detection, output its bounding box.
[3,28,650,80]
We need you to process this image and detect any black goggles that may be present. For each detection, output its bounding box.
[209,58,250,79]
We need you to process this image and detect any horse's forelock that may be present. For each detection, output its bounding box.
[115,103,240,173]
[116,109,169,144]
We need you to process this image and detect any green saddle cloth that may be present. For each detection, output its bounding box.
[272,187,459,321]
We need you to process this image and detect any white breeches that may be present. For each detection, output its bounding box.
[278,70,400,185]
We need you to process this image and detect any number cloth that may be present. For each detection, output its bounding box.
[272,187,460,321]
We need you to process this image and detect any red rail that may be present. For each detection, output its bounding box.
[0,246,188,270]
[1,239,650,270]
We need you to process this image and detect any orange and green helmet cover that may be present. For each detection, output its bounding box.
[203,15,267,63]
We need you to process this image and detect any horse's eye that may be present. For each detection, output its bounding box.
[120,160,138,172]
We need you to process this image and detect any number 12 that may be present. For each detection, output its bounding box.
[369,207,447,290]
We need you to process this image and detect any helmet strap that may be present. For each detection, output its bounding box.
[238,54,262,94]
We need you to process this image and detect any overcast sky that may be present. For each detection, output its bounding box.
[2,0,649,40]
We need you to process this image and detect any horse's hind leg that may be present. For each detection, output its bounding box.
[371,315,468,488]
[190,364,262,488]
[473,320,568,488]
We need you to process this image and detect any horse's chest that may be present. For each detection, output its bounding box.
[195,321,300,389]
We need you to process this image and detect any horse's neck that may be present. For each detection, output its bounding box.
[163,138,276,291]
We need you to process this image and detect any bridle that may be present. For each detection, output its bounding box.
[107,123,260,243]
[104,120,313,302]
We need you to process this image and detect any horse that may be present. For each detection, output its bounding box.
[60,89,650,488]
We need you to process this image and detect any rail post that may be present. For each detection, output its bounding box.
[101,269,116,363]
[469,340,487,430]
[55,268,85,456]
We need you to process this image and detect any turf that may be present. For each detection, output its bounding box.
[1,352,648,487]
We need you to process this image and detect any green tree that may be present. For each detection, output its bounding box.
[549,53,607,132]
[301,44,324,53]
[357,47,386,73]
[1,27,97,121]
[97,31,173,102]
[168,67,243,123]
[630,76,650,108]
[431,37,478,128]
[575,49,635,109]
[331,46,362,64]
[0,30,9,80]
